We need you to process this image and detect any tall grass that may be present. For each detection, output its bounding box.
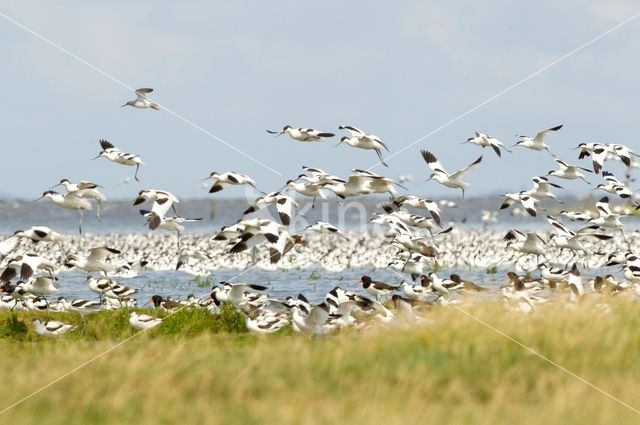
[1,298,640,424]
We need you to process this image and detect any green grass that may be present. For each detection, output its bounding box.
[0,304,246,342]
[1,299,640,424]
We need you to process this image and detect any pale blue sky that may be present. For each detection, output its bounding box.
[1,1,639,200]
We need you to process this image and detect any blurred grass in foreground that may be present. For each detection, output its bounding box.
[0,297,640,424]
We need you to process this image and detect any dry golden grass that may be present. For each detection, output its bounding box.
[1,297,640,424]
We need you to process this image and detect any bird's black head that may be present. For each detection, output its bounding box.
[359,275,371,284]
[151,295,163,307]
[283,125,292,131]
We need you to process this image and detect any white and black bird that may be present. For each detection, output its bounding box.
[122,88,158,110]
[243,192,299,226]
[337,125,390,166]
[547,159,592,184]
[393,195,442,226]
[500,192,543,217]
[576,143,610,174]
[527,176,563,203]
[94,139,144,182]
[267,125,334,142]
[133,189,180,229]
[503,229,548,263]
[421,150,482,198]
[139,209,202,248]
[13,226,63,244]
[464,132,511,157]
[36,190,93,234]
[514,124,563,156]
[358,275,399,300]
[129,312,163,330]
[595,171,634,200]
[65,247,121,275]
[204,171,257,193]
[32,319,75,337]
[54,179,106,222]
[304,220,349,240]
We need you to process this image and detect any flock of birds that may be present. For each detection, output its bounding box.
[2,87,640,336]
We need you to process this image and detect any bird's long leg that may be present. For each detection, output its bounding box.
[97,201,103,222]
[177,230,181,251]
[311,196,317,209]
[375,149,389,167]
[135,164,140,182]
[78,210,84,235]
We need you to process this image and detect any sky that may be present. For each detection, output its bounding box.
[1,1,639,200]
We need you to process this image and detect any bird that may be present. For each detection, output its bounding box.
[316,174,372,199]
[500,192,543,217]
[575,143,610,173]
[64,247,121,275]
[546,215,612,261]
[13,226,63,244]
[213,282,268,307]
[608,143,640,168]
[425,273,451,298]
[399,281,432,301]
[337,125,390,166]
[282,175,326,207]
[447,274,487,292]
[133,189,180,228]
[18,275,59,296]
[527,176,563,203]
[503,229,548,263]
[392,195,442,226]
[595,171,634,200]
[547,159,592,184]
[57,297,102,314]
[464,132,511,157]
[421,150,482,198]
[267,126,334,142]
[204,171,257,193]
[86,275,117,299]
[358,276,398,300]
[53,179,106,222]
[0,237,19,263]
[151,295,182,310]
[32,319,75,337]
[537,263,569,283]
[122,88,158,110]
[243,192,299,226]
[243,309,289,334]
[304,221,349,240]
[94,139,144,182]
[139,209,202,249]
[129,312,163,330]
[36,190,93,234]
[567,264,584,302]
[514,124,563,156]
[0,254,56,283]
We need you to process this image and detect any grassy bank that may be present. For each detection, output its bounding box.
[1,299,640,424]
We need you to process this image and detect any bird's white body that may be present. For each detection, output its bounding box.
[32,319,74,336]
[129,312,162,330]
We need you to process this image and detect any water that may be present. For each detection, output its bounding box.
[1,197,634,304]
[0,196,604,235]
[56,267,503,305]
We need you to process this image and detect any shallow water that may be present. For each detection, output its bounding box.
[55,264,615,305]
